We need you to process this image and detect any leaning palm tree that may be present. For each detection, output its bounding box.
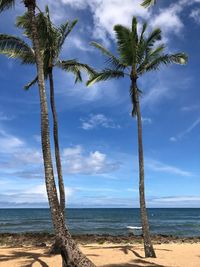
[87,17,187,258]
[141,0,156,7]
[0,1,96,266]
[0,6,94,218]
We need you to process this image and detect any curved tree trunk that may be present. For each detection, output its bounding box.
[24,1,96,266]
[49,68,65,218]
[131,77,156,258]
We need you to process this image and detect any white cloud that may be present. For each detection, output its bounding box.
[190,8,200,24]
[150,3,184,38]
[14,150,42,164]
[26,184,73,201]
[81,114,120,130]
[61,0,87,9]
[181,105,200,112]
[148,195,200,207]
[141,73,190,110]
[63,145,83,157]
[153,196,200,203]
[67,35,93,52]
[150,0,200,40]
[169,137,177,142]
[39,0,200,48]
[170,117,200,142]
[146,159,193,177]
[59,0,150,44]
[0,129,44,180]
[0,112,14,121]
[62,145,120,174]
[33,134,41,143]
[0,184,73,204]
[141,117,152,125]
[89,0,149,42]
[141,84,169,108]
[0,130,24,153]
[181,117,200,135]
[56,0,200,46]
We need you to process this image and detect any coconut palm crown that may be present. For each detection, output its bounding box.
[0,6,94,89]
[87,17,187,116]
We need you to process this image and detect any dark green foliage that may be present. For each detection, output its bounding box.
[88,16,187,81]
[0,34,35,64]
[0,5,94,87]
[87,16,188,116]
[0,0,15,12]
[141,0,156,8]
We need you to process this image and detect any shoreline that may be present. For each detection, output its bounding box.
[1,232,200,247]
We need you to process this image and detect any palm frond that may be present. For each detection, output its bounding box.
[169,53,188,64]
[146,28,161,47]
[137,44,165,73]
[0,0,15,12]
[16,12,31,36]
[114,24,133,65]
[131,17,138,65]
[132,17,138,45]
[17,10,57,46]
[141,0,156,8]
[57,59,95,83]
[136,22,148,65]
[90,41,126,70]
[0,34,35,64]
[143,53,188,73]
[87,69,124,86]
[24,76,38,90]
[58,19,78,51]
[139,22,147,44]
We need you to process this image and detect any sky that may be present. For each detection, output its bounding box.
[0,0,200,208]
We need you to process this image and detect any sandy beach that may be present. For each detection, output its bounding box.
[0,243,200,267]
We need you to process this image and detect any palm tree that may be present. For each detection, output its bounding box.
[141,0,156,7]
[87,17,188,258]
[0,1,96,266]
[0,6,94,218]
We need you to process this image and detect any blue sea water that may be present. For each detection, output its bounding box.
[0,208,200,237]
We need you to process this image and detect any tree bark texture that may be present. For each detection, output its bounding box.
[49,68,65,217]
[131,76,156,258]
[24,1,96,266]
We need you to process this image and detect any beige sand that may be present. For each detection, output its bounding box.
[0,243,199,267]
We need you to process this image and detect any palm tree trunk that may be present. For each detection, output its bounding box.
[132,78,156,258]
[24,1,96,266]
[49,68,65,217]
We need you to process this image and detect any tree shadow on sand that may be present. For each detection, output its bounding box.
[85,245,167,267]
[102,259,166,267]
[0,249,52,267]
[86,245,171,258]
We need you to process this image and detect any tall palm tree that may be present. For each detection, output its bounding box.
[0,7,94,218]
[141,0,156,7]
[87,17,188,258]
[0,1,96,266]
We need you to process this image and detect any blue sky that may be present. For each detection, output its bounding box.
[0,0,200,208]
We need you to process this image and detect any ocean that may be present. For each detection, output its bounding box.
[0,208,200,237]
